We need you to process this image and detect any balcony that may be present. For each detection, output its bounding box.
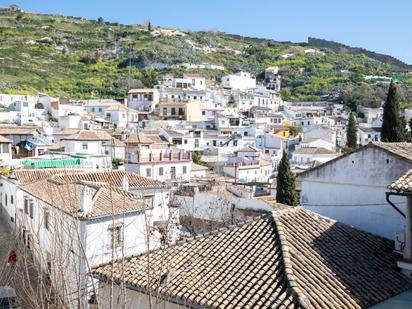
[128,150,192,163]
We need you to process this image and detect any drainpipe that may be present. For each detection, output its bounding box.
[385,192,406,218]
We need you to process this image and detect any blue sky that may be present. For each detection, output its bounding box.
[4,0,412,64]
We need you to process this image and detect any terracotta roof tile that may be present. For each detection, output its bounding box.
[293,147,336,155]
[14,168,88,184]
[65,130,112,141]
[0,135,12,143]
[20,180,145,218]
[92,207,411,308]
[389,169,412,193]
[14,169,167,188]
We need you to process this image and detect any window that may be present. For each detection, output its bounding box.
[109,225,123,248]
[10,195,13,205]
[178,108,184,116]
[24,198,28,214]
[194,139,199,148]
[202,111,206,116]
[132,94,138,100]
[143,195,154,208]
[162,107,167,115]
[159,167,164,176]
[2,144,9,153]
[233,140,238,146]
[182,166,187,174]
[171,108,176,115]
[5,194,7,206]
[82,143,88,150]
[170,167,176,180]
[146,168,152,177]
[184,139,188,144]
[44,210,50,231]
[121,113,125,119]
[98,108,102,112]
[91,107,95,112]
[29,200,34,219]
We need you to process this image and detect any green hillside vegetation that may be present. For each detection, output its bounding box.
[0,11,411,110]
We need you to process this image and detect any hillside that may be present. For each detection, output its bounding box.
[0,10,411,108]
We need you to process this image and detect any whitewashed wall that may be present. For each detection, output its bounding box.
[299,147,412,239]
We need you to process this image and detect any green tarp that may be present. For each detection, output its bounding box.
[22,158,81,169]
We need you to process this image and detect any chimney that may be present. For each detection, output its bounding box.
[80,186,94,214]
[122,174,129,192]
[159,152,163,161]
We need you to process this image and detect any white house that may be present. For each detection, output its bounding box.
[127,89,160,113]
[63,130,112,155]
[125,148,192,182]
[357,127,381,146]
[104,105,139,128]
[223,159,272,183]
[182,73,206,91]
[298,142,412,239]
[0,169,174,306]
[190,163,208,179]
[292,147,338,165]
[299,137,335,151]
[0,135,12,166]
[221,72,256,91]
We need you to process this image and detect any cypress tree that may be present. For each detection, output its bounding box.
[346,112,357,149]
[381,82,404,142]
[276,151,298,206]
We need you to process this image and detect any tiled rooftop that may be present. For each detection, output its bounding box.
[14,169,167,189]
[20,180,145,219]
[294,147,336,155]
[389,169,412,193]
[92,207,411,308]
[65,130,112,141]
[372,142,412,162]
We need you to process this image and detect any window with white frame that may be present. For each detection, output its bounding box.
[159,167,164,176]
[146,168,151,177]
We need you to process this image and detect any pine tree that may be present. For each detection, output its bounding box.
[346,112,357,149]
[381,82,405,142]
[276,151,298,206]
